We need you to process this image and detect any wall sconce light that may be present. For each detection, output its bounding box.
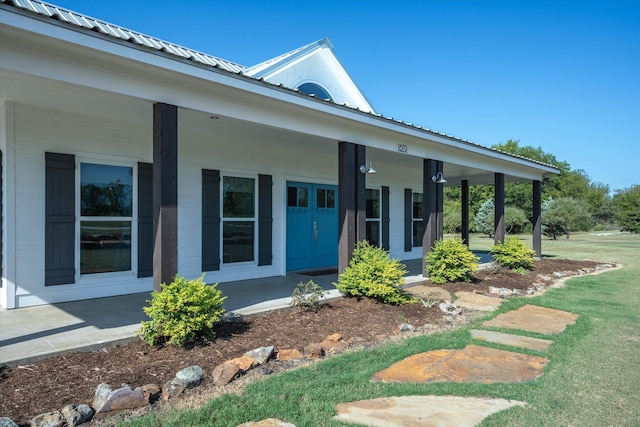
[360,162,377,174]
[432,172,446,184]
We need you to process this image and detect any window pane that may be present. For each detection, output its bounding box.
[413,193,423,219]
[223,221,254,263]
[317,189,326,208]
[81,163,132,217]
[413,220,424,247]
[223,177,255,218]
[81,221,131,274]
[287,187,297,207]
[366,189,380,218]
[327,189,335,208]
[366,221,380,247]
[298,187,308,208]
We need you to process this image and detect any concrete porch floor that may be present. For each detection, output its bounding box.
[0,255,492,366]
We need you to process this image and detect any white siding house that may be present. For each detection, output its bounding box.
[0,0,558,309]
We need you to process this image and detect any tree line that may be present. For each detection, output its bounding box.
[444,140,640,237]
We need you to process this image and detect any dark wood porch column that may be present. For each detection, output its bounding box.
[461,179,470,246]
[422,159,437,275]
[153,102,178,291]
[494,172,505,245]
[533,179,542,258]
[436,160,444,241]
[338,141,366,273]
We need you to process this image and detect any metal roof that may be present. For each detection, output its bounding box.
[0,0,558,172]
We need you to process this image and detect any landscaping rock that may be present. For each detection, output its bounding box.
[172,365,205,388]
[334,395,526,427]
[229,355,258,371]
[245,346,274,365]
[237,419,296,427]
[489,286,513,296]
[438,302,462,315]
[482,304,578,334]
[470,329,553,351]
[405,284,451,301]
[454,292,502,311]
[303,343,324,358]
[395,323,416,333]
[61,404,93,426]
[276,349,303,361]
[211,361,242,386]
[161,381,185,400]
[371,345,549,384]
[320,334,350,353]
[29,411,64,427]
[141,384,161,402]
[0,418,18,427]
[92,383,149,417]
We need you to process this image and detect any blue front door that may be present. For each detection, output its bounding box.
[286,182,339,271]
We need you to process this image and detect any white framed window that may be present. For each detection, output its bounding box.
[366,188,381,246]
[78,161,135,276]
[412,192,423,247]
[222,175,256,264]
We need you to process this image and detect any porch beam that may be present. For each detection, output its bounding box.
[422,158,438,275]
[338,141,366,273]
[461,179,470,246]
[153,102,178,291]
[494,172,505,245]
[533,179,542,257]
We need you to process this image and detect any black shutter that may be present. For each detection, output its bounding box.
[137,163,153,278]
[404,188,412,252]
[45,152,75,286]
[202,169,220,271]
[258,174,273,266]
[382,186,390,251]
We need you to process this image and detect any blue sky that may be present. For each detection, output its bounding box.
[51,0,639,192]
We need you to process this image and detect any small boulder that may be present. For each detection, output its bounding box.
[245,346,274,365]
[212,361,242,386]
[92,383,149,417]
[276,349,303,361]
[395,323,416,333]
[0,418,18,427]
[303,343,324,358]
[141,383,161,402]
[161,381,186,400]
[61,404,93,426]
[229,355,258,371]
[488,286,513,296]
[172,365,205,388]
[320,334,350,353]
[30,411,64,427]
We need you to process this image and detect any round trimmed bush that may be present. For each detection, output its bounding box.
[139,275,226,346]
[426,238,480,284]
[490,236,536,272]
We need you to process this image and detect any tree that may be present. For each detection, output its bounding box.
[504,206,528,234]
[475,199,495,237]
[613,185,640,233]
[542,197,592,239]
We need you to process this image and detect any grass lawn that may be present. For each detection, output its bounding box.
[122,232,640,427]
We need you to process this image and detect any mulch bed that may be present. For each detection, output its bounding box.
[0,258,609,425]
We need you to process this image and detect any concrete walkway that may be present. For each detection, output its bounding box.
[0,258,438,367]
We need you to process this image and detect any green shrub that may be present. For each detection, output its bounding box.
[425,238,480,284]
[490,236,536,272]
[139,275,226,346]
[290,280,326,311]
[334,241,413,305]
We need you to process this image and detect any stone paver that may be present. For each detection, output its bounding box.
[334,396,526,427]
[405,285,452,302]
[482,304,578,334]
[237,419,295,427]
[454,291,502,311]
[371,344,548,384]
[470,329,553,351]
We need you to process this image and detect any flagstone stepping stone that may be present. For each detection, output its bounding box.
[405,285,452,302]
[334,395,526,427]
[371,344,548,384]
[470,329,553,351]
[454,291,502,311]
[482,304,578,334]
